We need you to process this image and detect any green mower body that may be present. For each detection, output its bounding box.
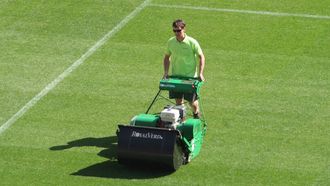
[116,77,206,170]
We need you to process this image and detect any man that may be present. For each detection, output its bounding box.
[163,19,205,119]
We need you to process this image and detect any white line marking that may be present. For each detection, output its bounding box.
[150,3,330,20]
[0,0,151,135]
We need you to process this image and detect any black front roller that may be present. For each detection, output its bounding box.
[117,125,184,171]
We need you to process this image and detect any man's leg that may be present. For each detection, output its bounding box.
[184,92,200,118]
[170,91,184,105]
[175,98,184,105]
[190,100,200,118]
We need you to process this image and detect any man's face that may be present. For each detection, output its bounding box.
[173,26,185,38]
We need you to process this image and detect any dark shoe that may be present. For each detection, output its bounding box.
[193,112,200,119]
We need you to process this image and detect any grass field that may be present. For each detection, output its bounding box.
[1,0,329,185]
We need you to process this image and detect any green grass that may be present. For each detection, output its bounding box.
[0,0,329,185]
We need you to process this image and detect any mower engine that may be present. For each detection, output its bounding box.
[160,105,186,129]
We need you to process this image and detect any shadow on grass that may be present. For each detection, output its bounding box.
[49,136,173,179]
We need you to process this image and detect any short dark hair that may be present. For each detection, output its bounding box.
[172,19,186,28]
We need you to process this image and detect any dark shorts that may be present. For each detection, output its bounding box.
[169,91,198,102]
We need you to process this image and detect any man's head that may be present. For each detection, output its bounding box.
[172,19,186,39]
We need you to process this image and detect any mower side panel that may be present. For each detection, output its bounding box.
[178,119,202,140]
[177,119,204,160]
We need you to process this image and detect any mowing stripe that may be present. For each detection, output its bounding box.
[0,0,151,135]
[150,3,330,20]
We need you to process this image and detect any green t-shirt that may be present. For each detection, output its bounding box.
[166,35,203,78]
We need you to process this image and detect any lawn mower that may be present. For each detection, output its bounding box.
[116,76,207,170]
